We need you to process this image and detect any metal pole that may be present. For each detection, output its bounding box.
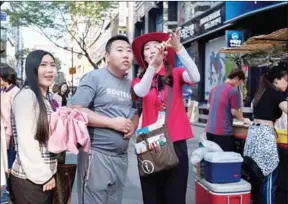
[71,47,74,91]
[21,57,24,84]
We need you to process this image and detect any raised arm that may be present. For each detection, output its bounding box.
[167,27,200,84]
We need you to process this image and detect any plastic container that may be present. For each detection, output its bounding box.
[276,129,288,145]
[204,152,243,183]
[195,178,251,204]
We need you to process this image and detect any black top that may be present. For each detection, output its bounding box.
[253,87,287,122]
[60,94,67,106]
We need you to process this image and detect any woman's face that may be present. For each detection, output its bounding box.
[275,74,288,92]
[143,41,160,64]
[38,54,56,89]
[61,84,68,93]
[0,77,7,87]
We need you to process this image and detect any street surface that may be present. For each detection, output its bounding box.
[66,125,205,204]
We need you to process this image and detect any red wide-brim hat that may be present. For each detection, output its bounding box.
[132,32,176,69]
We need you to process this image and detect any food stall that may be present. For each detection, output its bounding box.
[220,28,288,203]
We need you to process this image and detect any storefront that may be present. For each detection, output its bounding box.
[178,1,287,104]
[221,28,288,203]
[179,2,228,102]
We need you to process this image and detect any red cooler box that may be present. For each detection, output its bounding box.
[195,178,251,204]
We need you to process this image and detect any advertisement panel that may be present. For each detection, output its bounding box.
[204,36,238,100]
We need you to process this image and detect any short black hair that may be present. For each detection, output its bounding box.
[105,35,130,53]
[0,64,17,85]
[228,68,245,80]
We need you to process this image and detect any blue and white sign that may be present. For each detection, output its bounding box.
[226,30,244,48]
[1,11,6,21]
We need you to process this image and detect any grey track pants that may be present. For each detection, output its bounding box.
[77,149,128,204]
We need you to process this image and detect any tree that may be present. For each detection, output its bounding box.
[6,2,117,69]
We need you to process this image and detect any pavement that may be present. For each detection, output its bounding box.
[66,125,206,204]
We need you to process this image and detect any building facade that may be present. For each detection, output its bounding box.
[1,3,24,79]
[177,1,287,104]
[132,1,287,121]
[94,2,130,69]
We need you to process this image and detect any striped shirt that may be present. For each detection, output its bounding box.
[206,83,241,135]
[11,87,57,184]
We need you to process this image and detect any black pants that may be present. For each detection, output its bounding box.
[11,175,54,204]
[206,133,233,151]
[140,140,188,204]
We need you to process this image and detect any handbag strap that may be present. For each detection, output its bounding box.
[165,85,173,125]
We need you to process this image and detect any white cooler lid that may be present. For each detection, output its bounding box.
[199,179,251,193]
[204,152,243,163]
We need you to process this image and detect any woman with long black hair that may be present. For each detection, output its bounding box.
[53,82,70,107]
[10,50,58,204]
[244,64,288,204]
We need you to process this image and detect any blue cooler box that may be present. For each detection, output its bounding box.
[204,152,243,183]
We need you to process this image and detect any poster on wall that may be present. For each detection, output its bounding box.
[204,36,237,100]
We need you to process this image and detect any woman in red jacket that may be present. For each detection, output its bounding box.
[132,28,200,204]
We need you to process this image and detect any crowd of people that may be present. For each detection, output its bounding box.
[0,27,287,204]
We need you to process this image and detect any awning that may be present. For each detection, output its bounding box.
[220,28,288,54]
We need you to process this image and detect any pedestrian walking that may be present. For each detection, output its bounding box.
[244,64,288,204]
[10,50,58,204]
[131,28,200,204]
[53,82,70,107]
[0,64,20,204]
[206,69,251,151]
[72,35,139,204]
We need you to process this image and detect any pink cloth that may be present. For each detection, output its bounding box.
[48,107,91,154]
[0,85,20,148]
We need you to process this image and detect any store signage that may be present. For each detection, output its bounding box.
[225,1,286,22]
[180,3,225,44]
[199,9,222,30]
[1,11,6,22]
[226,30,244,48]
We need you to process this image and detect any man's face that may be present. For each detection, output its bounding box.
[106,40,133,72]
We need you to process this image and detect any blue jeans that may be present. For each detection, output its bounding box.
[8,141,16,169]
